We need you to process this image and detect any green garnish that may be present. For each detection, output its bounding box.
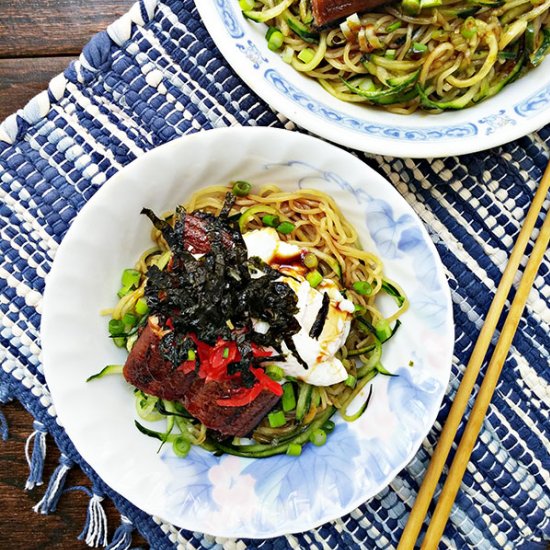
[232,180,252,197]
[282,383,296,412]
[262,214,280,227]
[268,410,286,428]
[277,221,295,234]
[352,281,373,296]
[309,428,327,446]
[286,443,302,456]
[306,270,323,288]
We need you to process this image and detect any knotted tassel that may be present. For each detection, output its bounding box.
[0,383,13,440]
[106,515,134,550]
[25,420,47,490]
[78,490,108,547]
[33,453,73,514]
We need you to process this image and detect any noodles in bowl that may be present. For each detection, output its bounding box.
[94,183,408,458]
[241,0,550,113]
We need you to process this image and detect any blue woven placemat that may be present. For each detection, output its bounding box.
[0,1,549,548]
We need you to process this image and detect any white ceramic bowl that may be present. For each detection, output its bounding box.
[41,127,454,538]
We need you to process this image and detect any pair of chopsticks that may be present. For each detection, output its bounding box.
[397,162,550,549]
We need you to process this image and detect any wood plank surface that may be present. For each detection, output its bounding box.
[0,401,148,549]
[0,57,74,121]
[0,0,134,58]
[0,0,148,547]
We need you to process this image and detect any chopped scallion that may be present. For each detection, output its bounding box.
[187,349,196,361]
[123,312,137,328]
[309,428,327,446]
[117,285,132,298]
[286,443,302,456]
[411,42,428,54]
[262,214,280,227]
[266,364,285,381]
[306,270,323,288]
[172,436,191,458]
[268,410,286,428]
[266,27,284,51]
[352,280,372,296]
[297,47,315,63]
[303,252,318,268]
[385,21,402,33]
[121,268,141,289]
[113,336,126,348]
[239,0,255,10]
[282,383,296,412]
[276,221,295,234]
[108,319,124,336]
[232,180,252,197]
[323,420,335,433]
[345,374,357,388]
[385,49,396,59]
[135,298,149,316]
[222,347,229,359]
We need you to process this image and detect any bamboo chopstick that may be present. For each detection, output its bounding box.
[420,198,550,548]
[397,163,550,550]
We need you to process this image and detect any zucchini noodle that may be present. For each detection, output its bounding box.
[243,0,550,112]
[101,184,408,458]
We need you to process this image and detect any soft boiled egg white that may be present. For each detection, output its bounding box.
[242,227,354,386]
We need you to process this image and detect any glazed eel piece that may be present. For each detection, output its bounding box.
[311,0,390,26]
[122,212,280,438]
[123,324,280,438]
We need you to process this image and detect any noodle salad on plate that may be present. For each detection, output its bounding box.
[91,182,408,459]
[240,0,550,113]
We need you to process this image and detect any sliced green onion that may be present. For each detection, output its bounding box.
[262,214,280,227]
[345,374,357,388]
[113,336,126,348]
[187,349,196,361]
[276,221,295,234]
[172,436,191,457]
[402,0,421,15]
[461,17,478,39]
[86,364,124,382]
[411,42,428,54]
[135,298,149,316]
[282,383,296,412]
[108,318,125,336]
[122,268,141,289]
[323,420,335,433]
[123,312,137,328]
[354,304,365,314]
[297,48,315,63]
[268,410,286,428]
[266,364,285,381]
[385,21,402,32]
[306,270,323,288]
[286,443,302,456]
[352,280,373,296]
[309,428,327,446]
[222,347,229,359]
[375,318,393,341]
[266,27,284,51]
[239,0,255,10]
[117,285,132,298]
[385,49,397,60]
[232,180,252,197]
[303,252,318,268]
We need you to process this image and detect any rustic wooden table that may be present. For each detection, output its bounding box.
[0,1,149,547]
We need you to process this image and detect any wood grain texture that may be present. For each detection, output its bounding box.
[0,57,73,121]
[0,401,149,549]
[0,0,134,58]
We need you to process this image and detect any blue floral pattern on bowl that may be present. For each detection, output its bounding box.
[197,1,550,156]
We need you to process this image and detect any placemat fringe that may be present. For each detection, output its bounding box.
[0,382,13,440]
[33,453,74,514]
[24,419,47,489]
[106,515,134,550]
[78,491,109,548]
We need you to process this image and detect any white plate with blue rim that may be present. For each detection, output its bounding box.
[41,127,454,538]
[195,0,550,158]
